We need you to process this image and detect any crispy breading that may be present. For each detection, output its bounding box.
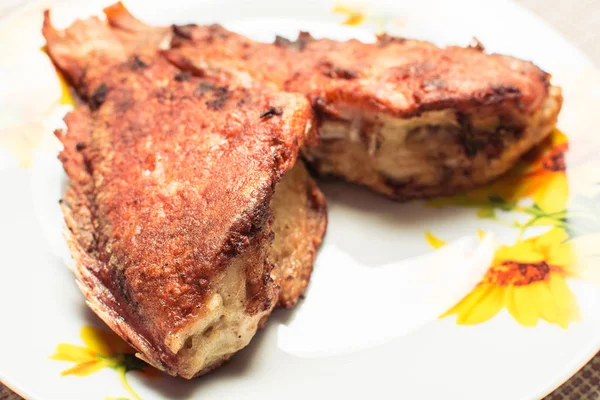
[169,25,562,199]
[44,6,319,378]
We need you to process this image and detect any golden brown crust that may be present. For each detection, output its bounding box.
[170,25,560,199]
[170,26,550,119]
[286,35,550,119]
[44,8,314,377]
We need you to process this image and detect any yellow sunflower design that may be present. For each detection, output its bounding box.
[428,229,580,328]
[425,129,600,328]
[51,325,156,400]
[331,2,404,32]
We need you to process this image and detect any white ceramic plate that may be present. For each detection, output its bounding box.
[2,0,600,399]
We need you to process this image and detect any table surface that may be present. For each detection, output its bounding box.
[1,0,599,399]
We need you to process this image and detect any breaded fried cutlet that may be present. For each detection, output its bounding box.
[43,4,325,379]
[169,25,562,200]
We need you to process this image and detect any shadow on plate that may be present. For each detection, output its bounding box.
[318,178,474,266]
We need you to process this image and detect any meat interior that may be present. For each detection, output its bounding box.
[172,162,326,376]
[170,221,275,378]
[269,161,327,308]
[304,86,563,200]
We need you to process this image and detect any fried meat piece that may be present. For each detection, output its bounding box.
[269,161,327,308]
[43,6,319,378]
[170,26,563,200]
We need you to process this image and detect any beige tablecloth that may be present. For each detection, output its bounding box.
[1,0,599,399]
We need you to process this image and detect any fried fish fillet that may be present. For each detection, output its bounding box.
[269,160,326,308]
[43,6,322,378]
[169,26,563,200]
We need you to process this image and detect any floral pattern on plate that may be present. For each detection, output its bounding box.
[426,130,600,327]
[51,325,156,400]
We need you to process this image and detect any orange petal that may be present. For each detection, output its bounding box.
[491,172,537,201]
[533,173,569,213]
[50,344,96,363]
[342,14,366,26]
[61,360,107,376]
[550,129,569,146]
[332,3,366,26]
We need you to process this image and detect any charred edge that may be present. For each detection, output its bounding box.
[195,81,216,95]
[468,37,485,52]
[486,124,525,158]
[389,61,436,86]
[205,86,230,110]
[539,70,551,90]
[223,196,272,258]
[260,107,283,119]
[274,35,293,47]
[500,115,526,140]
[484,128,507,159]
[89,83,109,111]
[377,33,407,47]
[174,71,191,82]
[272,146,293,172]
[310,95,342,120]
[75,142,86,151]
[320,61,358,80]
[381,172,463,200]
[172,24,196,39]
[274,31,314,50]
[482,85,522,106]
[381,174,416,196]
[207,24,229,39]
[130,55,149,70]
